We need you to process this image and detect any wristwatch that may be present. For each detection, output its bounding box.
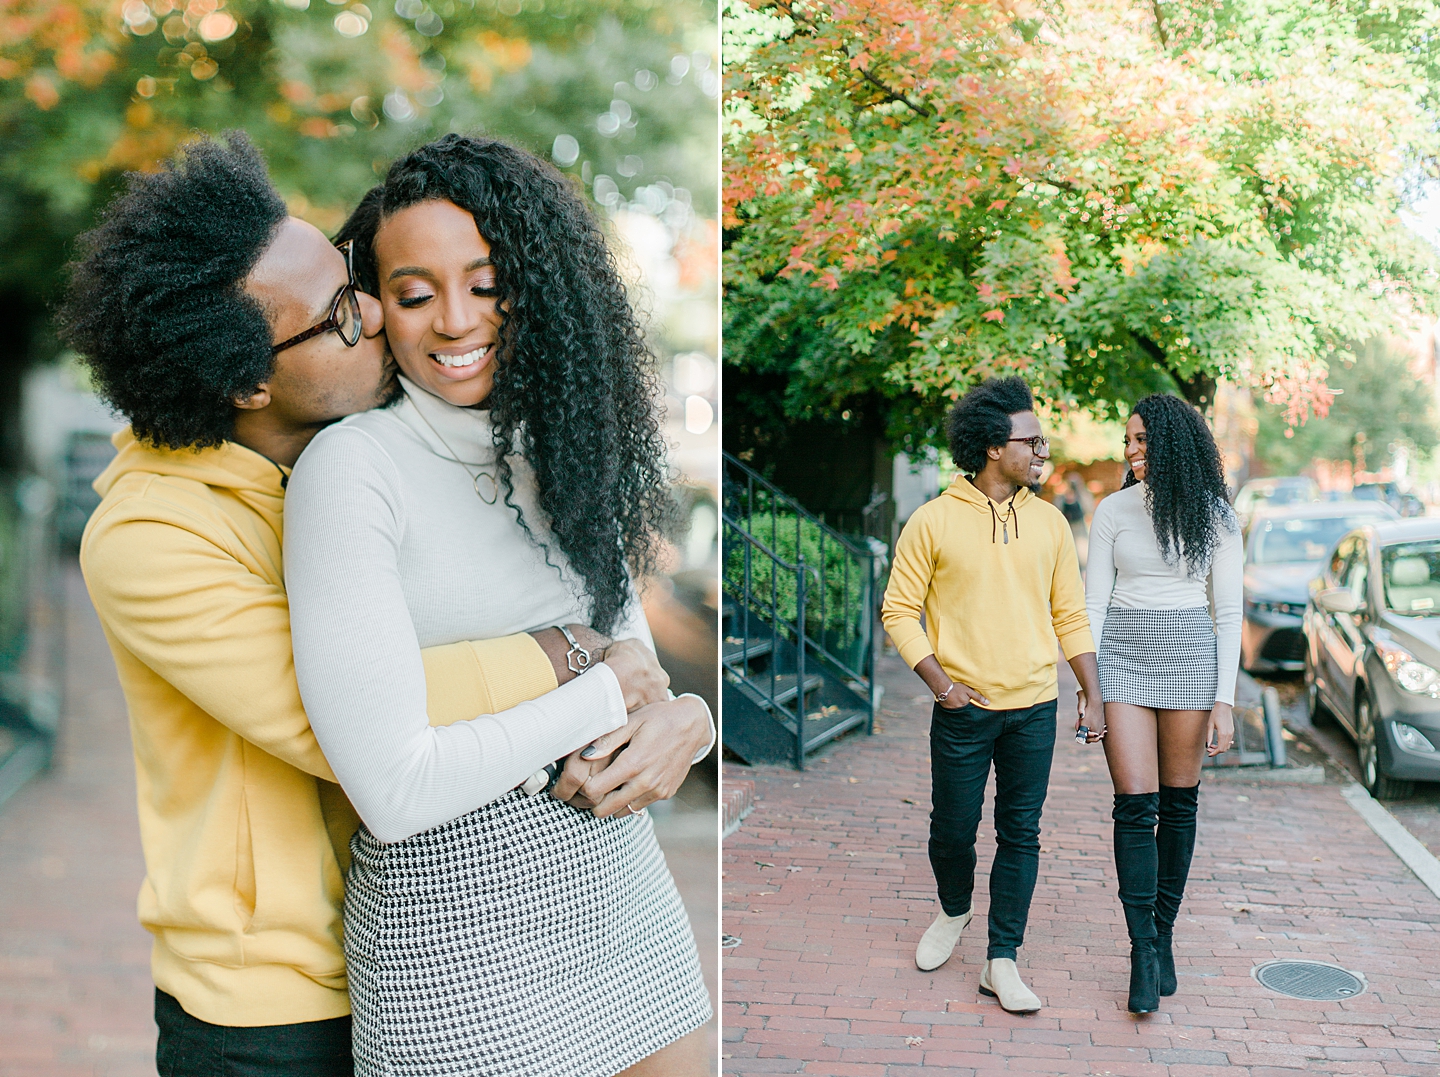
[558,625,593,676]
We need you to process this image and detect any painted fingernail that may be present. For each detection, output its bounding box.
[580,745,599,759]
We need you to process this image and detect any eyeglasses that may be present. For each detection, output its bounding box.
[1008,436,1050,454]
[271,239,363,355]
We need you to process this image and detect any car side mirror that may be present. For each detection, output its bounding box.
[1316,588,1360,614]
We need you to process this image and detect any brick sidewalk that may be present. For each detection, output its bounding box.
[722,652,1440,1076]
[0,564,717,1076]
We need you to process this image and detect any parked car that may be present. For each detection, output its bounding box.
[1304,517,1440,798]
[1353,481,1426,518]
[1243,501,1400,672]
[1233,476,1320,529]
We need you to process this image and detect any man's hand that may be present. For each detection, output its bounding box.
[1075,686,1105,743]
[530,623,610,686]
[551,696,711,817]
[600,639,670,712]
[914,654,989,709]
[1068,651,1105,744]
[937,682,989,710]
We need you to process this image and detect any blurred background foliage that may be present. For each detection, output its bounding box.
[1254,338,1440,478]
[0,0,719,463]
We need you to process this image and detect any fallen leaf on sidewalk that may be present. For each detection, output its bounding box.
[755,861,773,869]
[905,1037,924,1047]
[722,935,742,948]
[845,851,857,856]
[902,798,915,804]
[786,865,803,872]
[848,777,860,783]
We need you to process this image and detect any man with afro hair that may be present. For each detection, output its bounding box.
[59,132,661,1074]
[882,375,1103,1013]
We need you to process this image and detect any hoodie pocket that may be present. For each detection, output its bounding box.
[234,785,256,934]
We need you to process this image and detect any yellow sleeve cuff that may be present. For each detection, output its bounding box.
[1057,627,1096,662]
[421,633,559,727]
[891,628,936,673]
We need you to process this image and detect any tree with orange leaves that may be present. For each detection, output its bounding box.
[724,0,1440,454]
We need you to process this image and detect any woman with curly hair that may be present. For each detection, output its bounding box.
[1084,393,1240,1015]
[281,135,713,1075]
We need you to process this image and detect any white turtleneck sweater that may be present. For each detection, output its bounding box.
[1084,482,1244,706]
[284,377,704,843]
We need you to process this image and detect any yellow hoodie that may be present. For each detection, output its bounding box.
[81,430,559,1026]
[881,476,1094,709]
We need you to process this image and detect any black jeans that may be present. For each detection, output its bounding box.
[929,699,1056,960]
[155,989,353,1077]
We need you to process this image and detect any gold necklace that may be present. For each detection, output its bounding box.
[405,390,499,505]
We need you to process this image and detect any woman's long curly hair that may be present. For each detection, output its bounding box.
[337,134,672,634]
[1122,393,1236,579]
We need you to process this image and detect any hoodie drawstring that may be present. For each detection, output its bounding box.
[989,495,1019,544]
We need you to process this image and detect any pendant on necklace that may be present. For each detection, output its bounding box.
[1002,523,1009,544]
[474,472,498,505]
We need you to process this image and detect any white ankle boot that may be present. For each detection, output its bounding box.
[979,958,1042,1013]
[915,909,972,971]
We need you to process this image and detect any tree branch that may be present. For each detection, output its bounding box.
[770,0,934,117]
[1136,334,1216,409]
[1151,0,1169,48]
[853,66,934,117]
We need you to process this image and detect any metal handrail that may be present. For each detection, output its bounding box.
[724,454,872,557]
[721,453,879,767]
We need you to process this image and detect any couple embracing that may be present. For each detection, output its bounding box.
[61,132,713,1076]
[882,376,1242,1016]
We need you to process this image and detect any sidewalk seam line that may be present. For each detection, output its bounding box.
[1339,781,1440,901]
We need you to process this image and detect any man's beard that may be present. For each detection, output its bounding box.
[375,354,404,409]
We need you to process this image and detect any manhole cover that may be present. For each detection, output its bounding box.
[1254,960,1366,1001]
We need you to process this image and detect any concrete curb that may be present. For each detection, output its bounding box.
[1203,763,1325,784]
[1340,782,1440,902]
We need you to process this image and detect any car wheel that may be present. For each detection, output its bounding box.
[1356,691,1414,800]
[1304,648,1331,726]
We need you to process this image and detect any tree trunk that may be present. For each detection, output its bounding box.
[1134,335,1216,412]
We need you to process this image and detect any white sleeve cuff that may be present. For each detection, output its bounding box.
[676,691,716,765]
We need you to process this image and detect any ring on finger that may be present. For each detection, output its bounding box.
[623,803,647,817]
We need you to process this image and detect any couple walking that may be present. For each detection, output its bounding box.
[61,132,713,1075]
[882,376,1242,1015]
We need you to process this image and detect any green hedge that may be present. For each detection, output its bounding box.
[724,510,872,665]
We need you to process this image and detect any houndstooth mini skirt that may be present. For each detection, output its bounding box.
[1098,606,1219,710]
[344,789,711,1077]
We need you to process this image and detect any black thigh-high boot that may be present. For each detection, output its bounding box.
[1154,783,1200,997]
[1112,792,1160,1014]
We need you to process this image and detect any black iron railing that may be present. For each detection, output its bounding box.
[0,477,63,809]
[721,453,879,768]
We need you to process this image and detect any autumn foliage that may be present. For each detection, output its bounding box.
[724,0,1440,440]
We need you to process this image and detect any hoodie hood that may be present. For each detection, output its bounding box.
[943,475,1039,543]
[94,429,289,498]
[92,428,290,533]
[943,474,1038,512]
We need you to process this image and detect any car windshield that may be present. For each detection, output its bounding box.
[1250,516,1383,565]
[1382,541,1440,615]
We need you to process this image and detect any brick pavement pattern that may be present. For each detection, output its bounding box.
[723,652,1440,1076]
[1,564,719,1077]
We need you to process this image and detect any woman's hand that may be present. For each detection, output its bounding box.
[1206,702,1235,757]
[552,696,711,817]
[599,638,670,712]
